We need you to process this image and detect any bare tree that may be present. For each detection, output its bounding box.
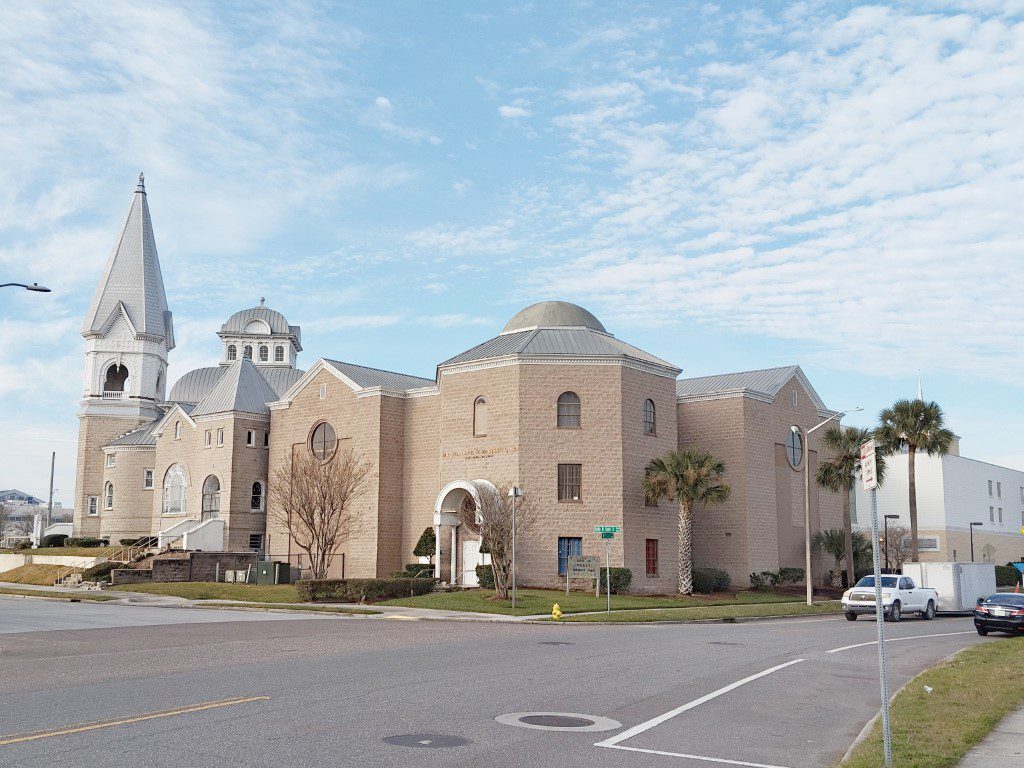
[887,525,915,571]
[456,482,536,600]
[270,448,373,580]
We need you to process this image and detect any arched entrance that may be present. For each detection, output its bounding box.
[433,479,496,585]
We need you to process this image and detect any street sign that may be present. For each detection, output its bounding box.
[567,556,599,578]
[860,440,878,491]
[1019,527,1024,537]
[594,525,621,533]
[601,532,614,539]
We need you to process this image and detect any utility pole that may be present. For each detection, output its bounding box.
[46,452,55,530]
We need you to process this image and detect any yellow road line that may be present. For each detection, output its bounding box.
[0,695,270,747]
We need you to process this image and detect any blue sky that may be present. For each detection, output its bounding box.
[2,1,1023,506]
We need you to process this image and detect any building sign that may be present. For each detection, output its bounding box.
[567,555,599,579]
[860,440,878,491]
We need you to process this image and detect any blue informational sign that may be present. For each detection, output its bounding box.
[1012,563,1024,577]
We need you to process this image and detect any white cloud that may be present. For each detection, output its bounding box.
[499,104,532,118]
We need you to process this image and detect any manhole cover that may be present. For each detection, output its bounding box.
[538,641,574,646]
[382,734,471,748]
[495,712,622,732]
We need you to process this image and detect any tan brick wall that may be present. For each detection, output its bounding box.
[400,394,440,566]
[98,447,155,543]
[74,415,146,538]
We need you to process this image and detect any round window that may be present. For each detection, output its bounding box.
[309,422,337,461]
[786,428,804,469]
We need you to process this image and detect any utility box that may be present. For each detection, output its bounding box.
[902,562,997,613]
[223,569,236,583]
[255,561,291,585]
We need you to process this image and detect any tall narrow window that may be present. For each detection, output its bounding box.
[643,399,656,435]
[998,508,1003,524]
[174,421,181,440]
[258,345,269,362]
[202,475,221,518]
[105,454,116,468]
[243,345,253,360]
[227,345,237,361]
[557,537,583,575]
[558,463,582,502]
[143,469,154,489]
[645,539,659,576]
[216,428,224,446]
[251,481,264,511]
[473,396,488,437]
[104,482,114,510]
[310,422,337,461]
[246,429,256,447]
[88,496,98,516]
[274,345,285,362]
[990,506,994,522]
[163,465,187,515]
[996,481,1002,498]
[204,430,212,448]
[264,431,269,447]
[556,391,581,428]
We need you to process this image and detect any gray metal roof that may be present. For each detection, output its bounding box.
[440,327,678,370]
[168,365,303,404]
[107,417,163,447]
[82,175,173,346]
[502,301,606,333]
[191,359,279,416]
[220,304,301,347]
[676,365,830,413]
[324,360,435,391]
[260,367,306,397]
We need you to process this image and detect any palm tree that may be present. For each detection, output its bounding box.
[815,426,887,587]
[875,399,954,563]
[812,528,869,588]
[643,449,731,594]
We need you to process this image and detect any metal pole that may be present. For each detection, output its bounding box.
[606,541,611,613]
[511,493,516,609]
[970,525,975,562]
[803,429,813,606]
[884,519,890,572]
[46,452,55,530]
[870,487,893,766]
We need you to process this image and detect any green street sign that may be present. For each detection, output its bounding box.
[601,532,614,539]
[594,526,621,533]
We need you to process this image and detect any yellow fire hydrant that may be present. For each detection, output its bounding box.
[552,603,563,620]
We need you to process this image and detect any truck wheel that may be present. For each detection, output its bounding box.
[887,602,902,623]
[922,601,935,620]
[845,611,858,622]
[976,626,988,636]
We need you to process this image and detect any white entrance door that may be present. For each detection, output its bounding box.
[462,539,490,586]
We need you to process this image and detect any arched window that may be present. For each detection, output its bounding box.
[557,391,581,428]
[309,422,337,461]
[163,464,187,515]
[473,396,488,437]
[227,345,237,361]
[643,399,656,435]
[104,482,114,509]
[243,345,253,360]
[251,481,264,511]
[258,345,269,362]
[103,364,129,393]
[202,475,221,518]
[786,429,804,470]
[274,345,285,362]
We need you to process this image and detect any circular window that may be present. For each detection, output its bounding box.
[309,422,337,461]
[786,428,804,469]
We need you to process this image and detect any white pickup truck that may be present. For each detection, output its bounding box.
[841,574,939,622]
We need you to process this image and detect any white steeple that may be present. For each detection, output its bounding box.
[79,174,174,419]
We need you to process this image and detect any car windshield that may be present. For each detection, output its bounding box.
[985,594,1024,606]
[854,576,898,588]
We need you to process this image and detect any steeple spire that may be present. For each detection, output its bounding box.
[136,172,146,193]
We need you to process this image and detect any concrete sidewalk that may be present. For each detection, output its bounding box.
[959,705,1024,766]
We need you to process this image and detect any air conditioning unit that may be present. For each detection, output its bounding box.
[223,570,236,583]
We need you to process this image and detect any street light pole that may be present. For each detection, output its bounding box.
[794,407,862,607]
[508,486,523,609]
[969,522,982,562]
[883,515,899,572]
[0,282,51,292]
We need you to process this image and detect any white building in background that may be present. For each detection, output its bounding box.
[852,438,1024,565]
[0,489,72,546]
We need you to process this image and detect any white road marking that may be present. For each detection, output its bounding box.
[595,658,805,748]
[598,744,795,768]
[826,630,975,654]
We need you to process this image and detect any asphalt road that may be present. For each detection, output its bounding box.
[0,596,993,768]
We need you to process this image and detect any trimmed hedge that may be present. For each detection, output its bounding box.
[64,537,103,548]
[996,564,1021,587]
[778,567,805,585]
[594,567,632,595]
[692,567,731,593]
[82,561,119,583]
[119,537,158,547]
[476,564,495,590]
[297,578,434,604]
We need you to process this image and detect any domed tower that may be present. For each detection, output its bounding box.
[217,300,301,369]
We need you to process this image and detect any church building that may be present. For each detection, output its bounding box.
[73,177,843,591]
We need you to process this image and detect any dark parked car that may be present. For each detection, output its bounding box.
[973,593,1024,636]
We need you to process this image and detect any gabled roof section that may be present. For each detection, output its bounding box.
[324,359,435,391]
[191,358,278,416]
[440,327,678,372]
[152,401,196,436]
[106,417,163,447]
[83,174,173,346]
[676,365,832,414]
[167,365,304,405]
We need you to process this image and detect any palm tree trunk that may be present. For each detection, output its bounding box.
[908,445,920,563]
[677,500,693,594]
[842,488,854,587]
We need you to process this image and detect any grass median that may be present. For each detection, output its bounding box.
[549,599,842,622]
[0,586,115,601]
[110,582,302,603]
[199,601,378,615]
[381,588,800,616]
[839,638,1024,768]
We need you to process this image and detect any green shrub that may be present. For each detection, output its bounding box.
[594,567,632,594]
[749,570,781,591]
[996,564,1020,587]
[119,537,157,547]
[476,564,495,590]
[692,567,731,593]
[297,578,434,604]
[64,537,103,548]
[412,528,435,558]
[391,563,435,579]
[778,567,805,585]
[82,561,119,582]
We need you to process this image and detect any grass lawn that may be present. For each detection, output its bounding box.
[840,638,1024,768]
[110,582,302,603]
[1,547,121,557]
[380,588,799,616]
[552,600,842,622]
[0,564,83,585]
[0,586,115,601]
[199,601,378,615]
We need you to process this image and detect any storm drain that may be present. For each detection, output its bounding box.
[495,712,622,732]
[382,734,471,748]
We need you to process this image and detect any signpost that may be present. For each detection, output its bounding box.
[594,526,621,612]
[567,555,600,597]
[861,440,892,767]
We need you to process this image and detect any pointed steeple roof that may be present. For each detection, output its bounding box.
[191,358,278,416]
[83,173,174,348]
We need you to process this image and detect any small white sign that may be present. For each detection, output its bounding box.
[860,439,878,491]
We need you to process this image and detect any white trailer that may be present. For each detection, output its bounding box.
[901,562,997,613]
